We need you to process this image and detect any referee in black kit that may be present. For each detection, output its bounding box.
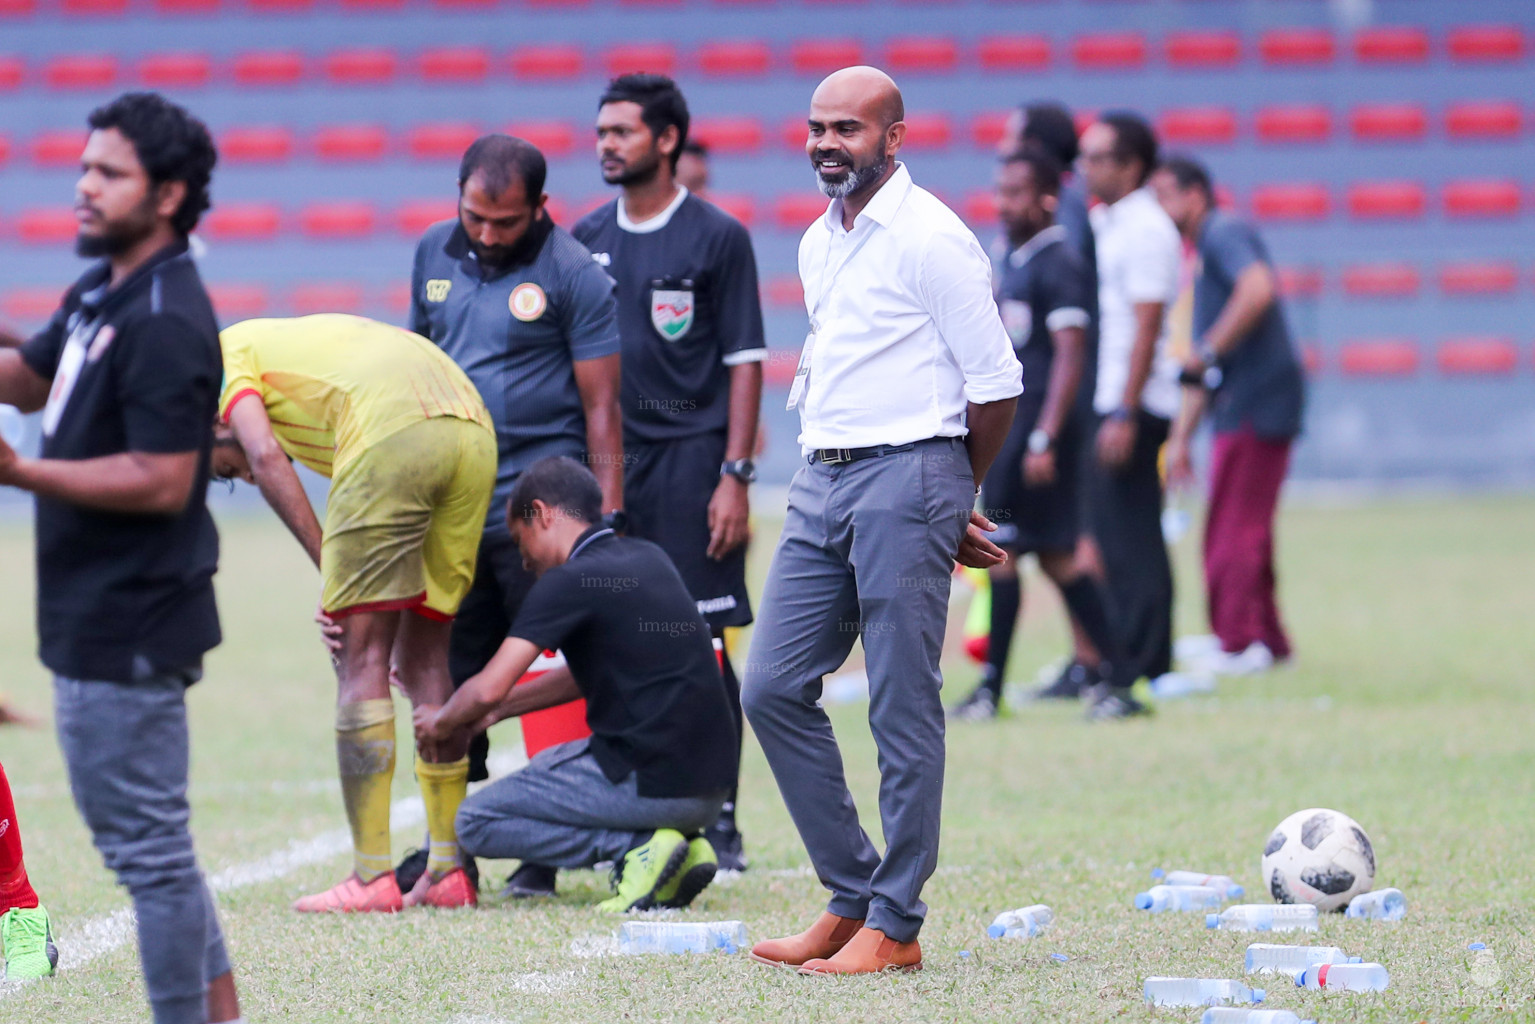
[574,74,765,871]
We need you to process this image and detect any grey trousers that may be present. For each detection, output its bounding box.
[456,739,727,868]
[54,669,231,1024]
[741,437,974,943]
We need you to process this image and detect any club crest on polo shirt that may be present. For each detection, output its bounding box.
[999,299,1032,347]
[510,282,547,322]
[424,279,452,303]
[650,288,694,341]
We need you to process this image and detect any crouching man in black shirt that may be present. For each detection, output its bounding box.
[413,456,737,913]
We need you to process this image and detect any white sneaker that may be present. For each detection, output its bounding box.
[1174,634,1222,663]
[1195,641,1275,677]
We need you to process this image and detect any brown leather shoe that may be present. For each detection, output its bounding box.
[798,927,922,975]
[748,912,864,967]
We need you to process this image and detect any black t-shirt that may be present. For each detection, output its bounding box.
[508,525,737,798]
[572,191,766,445]
[1194,211,1306,439]
[994,225,1093,430]
[18,241,222,683]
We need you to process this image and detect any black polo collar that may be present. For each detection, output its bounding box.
[77,238,193,319]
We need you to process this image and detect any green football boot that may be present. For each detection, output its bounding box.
[2,905,59,981]
[597,829,689,914]
[656,835,718,909]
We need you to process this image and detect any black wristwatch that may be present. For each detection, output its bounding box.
[602,509,629,534]
[720,458,757,484]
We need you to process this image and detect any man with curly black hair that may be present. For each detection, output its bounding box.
[0,92,243,1024]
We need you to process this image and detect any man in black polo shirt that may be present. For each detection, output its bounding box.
[573,74,764,871]
[405,134,624,896]
[413,457,737,913]
[0,92,242,1024]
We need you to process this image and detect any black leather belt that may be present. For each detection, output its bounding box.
[810,441,918,465]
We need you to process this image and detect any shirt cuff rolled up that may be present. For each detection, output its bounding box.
[962,365,1024,405]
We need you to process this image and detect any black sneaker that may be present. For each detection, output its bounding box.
[1032,660,1092,701]
[395,844,480,894]
[947,684,999,721]
[703,819,748,873]
[499,862,557,899]
[1083,682,1152,721]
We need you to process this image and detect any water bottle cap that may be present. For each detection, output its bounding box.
[987,924,1006,939]
[1150,867,1166,880]
[1205,913,1219,928]
[1296,967,1312,987]
[1135,893,1153,910]
[1229,885,1245,899]
[1251,987,1265,1003]
[1468,942,1486,951]
[1348,956,1363,963]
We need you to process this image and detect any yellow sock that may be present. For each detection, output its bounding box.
[336,699,396,883]
[415,755,470,880]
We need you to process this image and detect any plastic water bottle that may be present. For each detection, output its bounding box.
[1245,943,1361,975]
[1201,1010,1316,1024]
[1136,884,1224,912]
[1344,887,1406,921]
[1295,962,1389,991]
[616,921,748,954]
[987,904,1052,939]
[1143,978,1265,1007]
[1154,869,1245,900]
[1207,904,1319,932]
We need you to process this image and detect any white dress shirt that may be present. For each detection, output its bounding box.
[794,163,1023,451]
[1090,185,1183,419]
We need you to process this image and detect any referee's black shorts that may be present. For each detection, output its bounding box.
[625,432,754,633]
[981,402,1083,556]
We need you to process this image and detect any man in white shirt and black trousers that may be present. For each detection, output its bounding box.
[743,67,1022,976]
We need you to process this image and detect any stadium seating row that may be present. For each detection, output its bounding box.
[0,25,1529,91]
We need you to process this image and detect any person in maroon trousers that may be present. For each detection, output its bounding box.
[1153,156,1305,676]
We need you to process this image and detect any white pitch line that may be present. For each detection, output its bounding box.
[0,750,526,1000]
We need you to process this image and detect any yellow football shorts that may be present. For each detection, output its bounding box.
[321,416,495,620]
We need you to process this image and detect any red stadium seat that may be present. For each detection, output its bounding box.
[977,35,1050,72]
[763,275,804,309]
[406,122,480,160]
[790,40,862,75]
[233,50,305,86]
[380,282,412,316]
[1300,344,1323,376]
[1338,339,1419,376]
[1443,179,1521,218]
[1445,101,1522,139]
[324,49,398,85]
[707,193,755,227]
[1165,30,1241,68]
[300,202,377,239]
[603,43,677,77]
[44,54,118,90]
[289,282,363,315]
[246,0,314,12]
[691,116,763,154]
[2,287,64,323]
[901,113,952,150]
[525,0,592,7]
[779,115,810,151]
[1341,263,1421,297]
[312,124,389,162]
[507,120,576,157]
[341,0,405,10]
[1275,265,1324,298]
[1446,25,1526,64]
[61,0,127,15]
[219,126,294,164]
[1437,337,1518,375]
[1159,107,1237,145]
[971,111,1010,149]
[0,57,23,91]
[1259,29,1335,66]
[154,0,221,13]
[0,0,37,16]
[1352,26,1430,64]
[697,40,772,78]
[762,350,796,389]
[396,199,456,236]
[1347,181,1426,220]
[138,52,212,89]
[885,37,958,74]
[0,134,10,166]
[962,190,997,226]
[203,202,282,240]
[15,208,77,244]
[1251,184,1330,222]
[543,197,571,224]
[619,0,683,7]
[774,194,827,230]
[1349,103,1428,142]
[1254,105,1332,144]
[509,46,583,80]
[418,47,491,83]
[206,284,270,320]
[1439,261,1519,296]
[30,130,87,166]
[432,0,498,8]
[1071,32,1147,70]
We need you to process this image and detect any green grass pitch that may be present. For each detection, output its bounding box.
[1,495,1532,1022]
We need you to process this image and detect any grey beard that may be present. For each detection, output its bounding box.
[816,154,888,199]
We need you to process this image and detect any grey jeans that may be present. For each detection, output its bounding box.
[741,437,974,943]
[455,738,727,867]
[54,668,230,1024]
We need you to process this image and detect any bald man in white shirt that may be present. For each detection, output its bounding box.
[742,67,1021,976]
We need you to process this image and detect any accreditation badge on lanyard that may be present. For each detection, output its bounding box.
[785,320,816,411]
[786,224,876,412]
[40,313,101,438]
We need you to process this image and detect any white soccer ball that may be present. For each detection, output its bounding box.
[1260,807,1376,912]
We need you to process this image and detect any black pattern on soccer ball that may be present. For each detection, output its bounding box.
[1352,826,1376,876]
[1301,865,1356,896]
[1269,870,1295,903]
[1264,830,1287,856]
[1300,812,1335,850]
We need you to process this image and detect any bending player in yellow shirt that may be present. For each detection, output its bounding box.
[212,314,496,912]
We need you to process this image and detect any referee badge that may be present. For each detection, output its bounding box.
[999,299,1032,347]
[510,282,547,322]
[650,288,695,341]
